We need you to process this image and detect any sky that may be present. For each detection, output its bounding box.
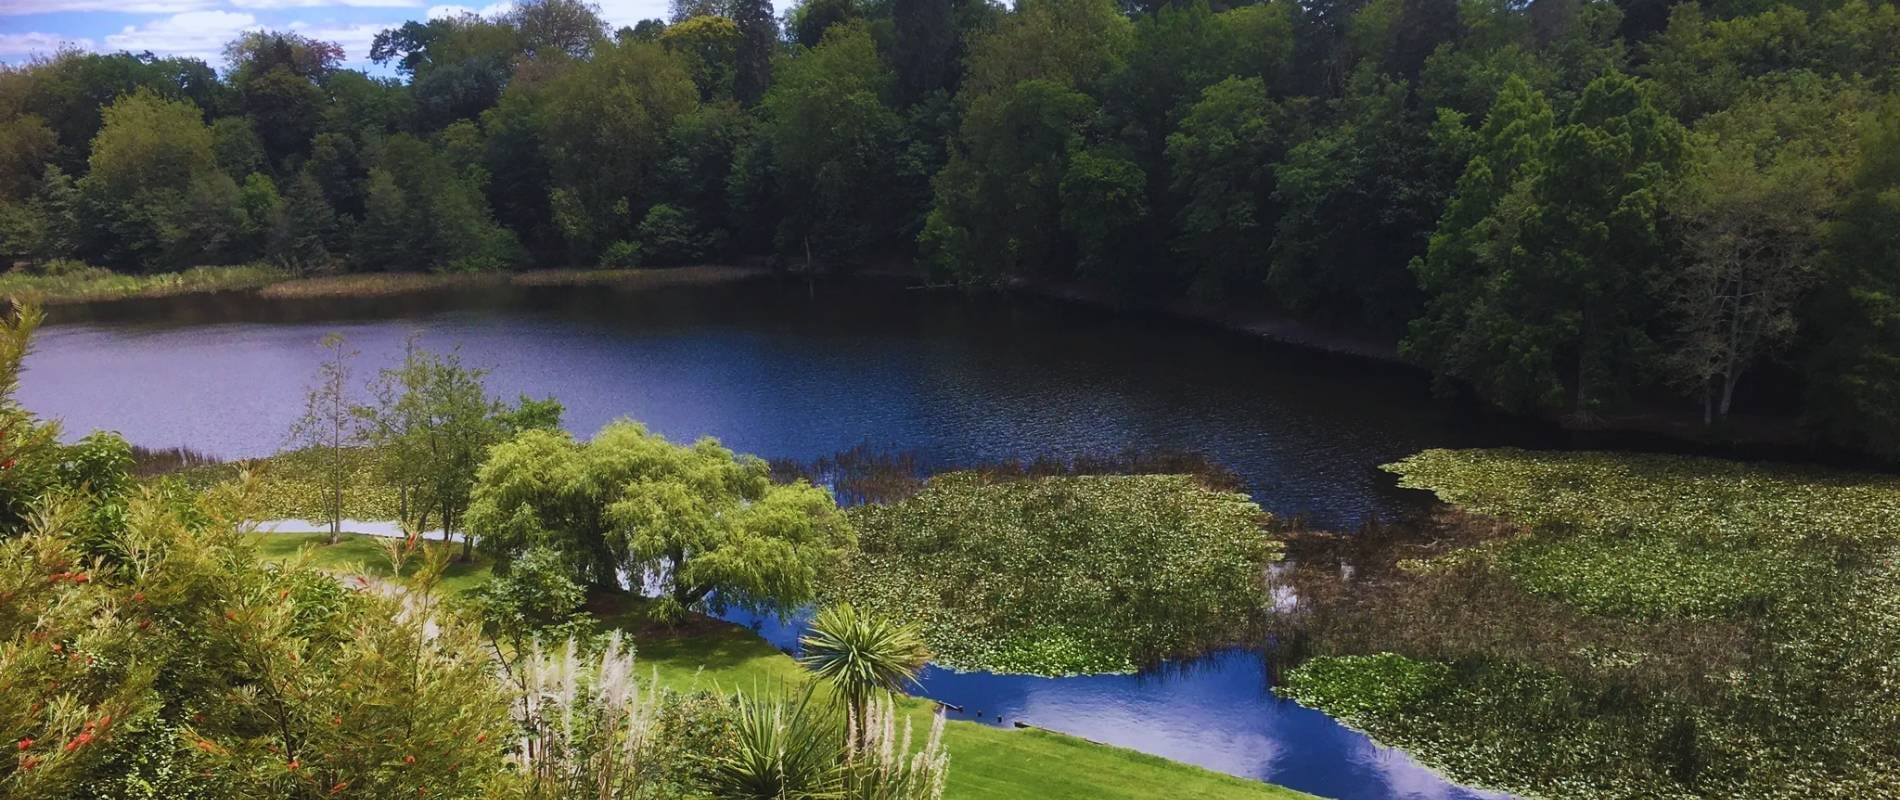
[0,0,671,71]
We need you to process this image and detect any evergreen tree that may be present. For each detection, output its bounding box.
[732,0,777,105]
[353,168,416,270]
[892,0,956,102]
[1807,102,1900,455]
[281,170,337,271]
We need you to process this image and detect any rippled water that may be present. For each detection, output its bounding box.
[23,278,1535,798]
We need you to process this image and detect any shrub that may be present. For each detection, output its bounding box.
[599,239,643,268]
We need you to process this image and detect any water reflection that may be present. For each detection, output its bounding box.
[23,280,1544,528]
[723,606,1505,800]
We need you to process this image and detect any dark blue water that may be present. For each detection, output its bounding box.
[23,279,1526,798]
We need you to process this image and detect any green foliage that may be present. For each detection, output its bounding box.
[761,21,904,266]
[835,473,1276,675]
[1165,77,1291,298]
[1279,653,1451,719]
[661,14,741,101]
[1806,99,1900,457]
[287,333,356,542]
[536,40,699,262]
[73,88,228,272]
[467,420,854,613]
[1407,71,1689,415]
[0,306,517,800]
[355,340,505,542]
[708,689,846,799]
[11,0,1900,455]
[637,203,720,264]
[922,80,1095,284]
[798,603,930,739]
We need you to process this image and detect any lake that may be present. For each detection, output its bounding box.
[23,277,1528,799]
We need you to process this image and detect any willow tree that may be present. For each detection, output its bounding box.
[467,420,853,615]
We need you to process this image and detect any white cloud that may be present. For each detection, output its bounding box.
[231,0,423,8]
[285,20,389,63]
[103,10,262,63]
[0,0,213,15]
[592,0,670,28]
[426,2,513,19]
[0,32,96,60]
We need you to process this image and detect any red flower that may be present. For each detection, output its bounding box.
[330,782,348,795]
[288,759,300,770]
[474,733,486,744]
[17,738,32,750]
[197,739,215,752]
[404,754,416,765]
[64,733,92,752]
[20,755,38,770]
[71,573,88,584]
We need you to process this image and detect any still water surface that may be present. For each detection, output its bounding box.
[23,280,1526,799]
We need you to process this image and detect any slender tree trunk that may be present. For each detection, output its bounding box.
[330,445,342,546]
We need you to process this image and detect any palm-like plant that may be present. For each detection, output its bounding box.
[707,688,846,799]
[797,604,932,749]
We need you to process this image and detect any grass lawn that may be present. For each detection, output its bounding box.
[246,535,1307,800]
[245,532,494,595]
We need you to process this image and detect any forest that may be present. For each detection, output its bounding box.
[3,0,1900,454]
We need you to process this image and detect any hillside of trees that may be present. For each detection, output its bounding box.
[3,0,1900,454]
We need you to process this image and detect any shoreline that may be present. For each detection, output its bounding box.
[39,261,1856,462]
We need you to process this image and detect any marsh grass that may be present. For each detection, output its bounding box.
[0,263,289,304]
[128,444,224,477]
[255,265,772,300]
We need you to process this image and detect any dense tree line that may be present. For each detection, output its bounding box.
[4,0,1900,451]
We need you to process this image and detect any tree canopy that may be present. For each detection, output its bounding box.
[5,0,1900,450]
[465,420,854,615]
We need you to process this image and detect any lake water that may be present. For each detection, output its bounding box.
[23,278,1526,799]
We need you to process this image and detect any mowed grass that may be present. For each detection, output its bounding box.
[245,534,1309,800]
[245,532,494,595]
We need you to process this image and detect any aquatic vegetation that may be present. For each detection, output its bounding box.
[1387,448,1900,618]
[1276,448,1900,799]
[835,472,1277,676]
